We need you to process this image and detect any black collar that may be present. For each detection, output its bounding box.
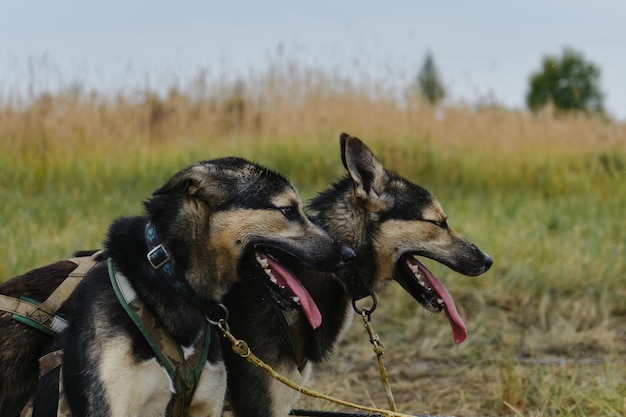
[144,221,223,320]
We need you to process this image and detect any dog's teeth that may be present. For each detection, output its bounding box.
[408,262,429,289]
[256,257,270,270]
[269,275,278,284]
[292,296,301,305]
[437,298,444,305]
[417,276,428,289]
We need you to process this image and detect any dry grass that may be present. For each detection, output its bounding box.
[1,63,625,416]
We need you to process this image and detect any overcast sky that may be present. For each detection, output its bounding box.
[2,1,625,119]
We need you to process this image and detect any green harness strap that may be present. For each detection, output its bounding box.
[108,259,211,417]
[0,294,68,336]
[271,304,309,372]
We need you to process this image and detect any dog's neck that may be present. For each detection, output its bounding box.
[105,216,213,345]
[310,183,378,299]
[309,177,369,250]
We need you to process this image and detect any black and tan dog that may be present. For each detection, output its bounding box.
[1,157,353,417]
[220,134,493,417]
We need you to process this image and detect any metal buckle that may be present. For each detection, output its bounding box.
[146,244,170,270]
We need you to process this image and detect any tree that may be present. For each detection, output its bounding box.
[417,51,446,105]
[526,48,604,114]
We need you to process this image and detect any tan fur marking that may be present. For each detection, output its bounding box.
[421,200,447,224]
[372,219,464,289]
[191,204,327,300]
[187,360,227,417]
[269,191,300,209]
[98,336,172,417]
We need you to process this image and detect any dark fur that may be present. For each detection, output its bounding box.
[3,157,352,417]
[221,134,493,417]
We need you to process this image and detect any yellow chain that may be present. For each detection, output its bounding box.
[217,320,415,417]
[361,311,397,412]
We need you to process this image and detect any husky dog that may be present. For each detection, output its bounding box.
[220,134,493,417]
[5,157,353,417]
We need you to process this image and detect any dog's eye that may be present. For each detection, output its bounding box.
[278,206,299,221]
[425,219,448,229]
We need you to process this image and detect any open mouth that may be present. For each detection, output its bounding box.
[397,255,467,344]
[254,249,322,329]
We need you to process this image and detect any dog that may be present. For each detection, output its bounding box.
[220,134,493,417]
[7,157,354,417]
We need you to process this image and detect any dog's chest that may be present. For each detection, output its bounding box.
[186,359,227,417]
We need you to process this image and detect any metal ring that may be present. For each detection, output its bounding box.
[351,293,377,316]
[207,303,229,325]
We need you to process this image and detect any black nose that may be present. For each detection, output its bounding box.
[339,244,356,264]
[483,254,493,271]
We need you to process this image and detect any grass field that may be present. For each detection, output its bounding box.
[1,66,625,416]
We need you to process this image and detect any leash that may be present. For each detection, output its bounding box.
[352,293,397,412]
[216,319,417,417]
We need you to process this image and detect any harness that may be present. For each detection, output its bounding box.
[273,306,310,372]
[21,260,212,417]
[17,222,216,417]
[0,252,101,336]
[109,259,212,417]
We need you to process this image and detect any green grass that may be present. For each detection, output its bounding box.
[1,69,625,416]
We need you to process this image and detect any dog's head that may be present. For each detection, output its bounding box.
[149,157,354,327]
[311,134,492,343]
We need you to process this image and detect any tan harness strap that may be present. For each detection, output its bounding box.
[2,251,102,335]
[38,251,103,314]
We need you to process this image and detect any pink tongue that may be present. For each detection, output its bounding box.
[409,258,467,344]
[264,256,322,329]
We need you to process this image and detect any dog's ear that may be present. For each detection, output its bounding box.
[340,133,386,204]
[153,164,223,205]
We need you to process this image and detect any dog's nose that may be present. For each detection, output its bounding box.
[339,245,356,264]
[483,253,493,271]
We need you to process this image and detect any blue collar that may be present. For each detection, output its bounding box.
[145,222,175,276]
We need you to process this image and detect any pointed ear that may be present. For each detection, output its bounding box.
[339,133,386,203]
[153,163,223,205]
